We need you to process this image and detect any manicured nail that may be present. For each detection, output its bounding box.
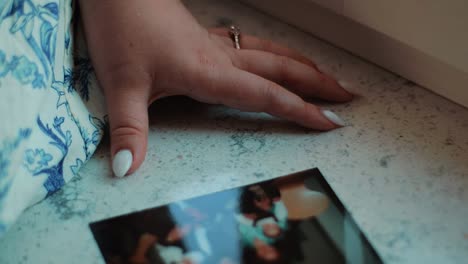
[338,80,355,95]
[322,110,346,127]
[112,149,132,178]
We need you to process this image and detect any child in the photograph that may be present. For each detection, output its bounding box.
[127,209,206,264]
[129,231,204,264]
[237,183,288,262]
[238,184,288,244]
[170,191,242,264]
[91,170,383,264]
[130,190,241,264]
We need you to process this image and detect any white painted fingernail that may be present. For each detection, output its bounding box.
[322,110,346,127]
[112,149,132,178]
[338,80,355,94]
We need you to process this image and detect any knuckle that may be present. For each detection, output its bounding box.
[229,51,244,69]
[103,67,152,94]
[276,56,292,81]
[101,62,151,90]
[111,119,147,140]
[260,82,303,118]
[260,82,279,109]
[194,48,219,70]
[281,97,300,118]
[185,50,223,91]
[278,56,291,70]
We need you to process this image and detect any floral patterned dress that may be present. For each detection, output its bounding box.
[0,0,106,237]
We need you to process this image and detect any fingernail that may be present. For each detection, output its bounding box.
[112,149,133,178]
[322,110,346,127]
[338,80,356,95]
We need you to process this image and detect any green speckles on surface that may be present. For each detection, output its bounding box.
[229,129,267,156]
[47,176,90,220]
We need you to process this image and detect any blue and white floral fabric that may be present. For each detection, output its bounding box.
[0,0,106,237]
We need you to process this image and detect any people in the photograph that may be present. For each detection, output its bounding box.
[237,183,288,262]
[169,191,242,264]
[94,175,345,264]
[129,189,241,264]
[129,226,204,264]
[238,184,288,244]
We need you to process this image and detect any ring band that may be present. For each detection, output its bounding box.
[229,25,241,49]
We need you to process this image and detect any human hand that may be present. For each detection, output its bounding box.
[79,0,353,177]
[166,225,191,242]
[262,222,282,238]
[254,238,280,262]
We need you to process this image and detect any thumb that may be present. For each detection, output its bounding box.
[106,87,149,177]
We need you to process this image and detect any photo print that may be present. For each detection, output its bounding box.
[90,168,382,264]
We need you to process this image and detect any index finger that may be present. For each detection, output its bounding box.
[208,68,346,130]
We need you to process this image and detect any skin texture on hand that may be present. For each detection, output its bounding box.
[78,0,353,177]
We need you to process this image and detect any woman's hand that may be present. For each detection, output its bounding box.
[129,233,158,264]
[79,0,353,177]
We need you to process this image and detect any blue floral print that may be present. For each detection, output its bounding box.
[24,148,53,173]
[0,51,8,77]
[0,0,107,237]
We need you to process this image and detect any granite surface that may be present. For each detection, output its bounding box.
[1,0,467,263]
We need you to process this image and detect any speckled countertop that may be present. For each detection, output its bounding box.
[1,1,467,263]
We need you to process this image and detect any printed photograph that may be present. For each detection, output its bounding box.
[90,169,382,264]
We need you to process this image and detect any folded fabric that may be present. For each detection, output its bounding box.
[0,0,106,237]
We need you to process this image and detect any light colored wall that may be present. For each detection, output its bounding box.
[241,0,468,108]
[344,0,468,74]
